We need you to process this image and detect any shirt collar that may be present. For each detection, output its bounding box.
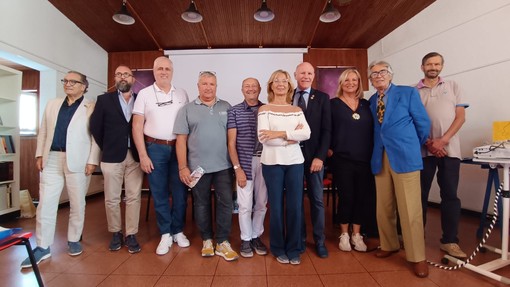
[378,83,392,96]
[242,100,263,110]
[194,96,219,106]
[416,76,444,89]
[65,95,84,106]
[117,89,134,98]
[153,82,175,94]
[296,87,311,95]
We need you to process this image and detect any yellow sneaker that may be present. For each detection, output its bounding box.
[440,243,467,258]
[201,239,214,257]
[215,241,239,261]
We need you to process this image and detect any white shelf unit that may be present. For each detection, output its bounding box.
[0,64,21,216]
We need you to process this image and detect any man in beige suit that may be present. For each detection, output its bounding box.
[21,71,100,269]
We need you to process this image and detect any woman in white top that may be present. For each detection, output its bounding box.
[258,69,311,265]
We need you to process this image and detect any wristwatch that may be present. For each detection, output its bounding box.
[233,165,240,170]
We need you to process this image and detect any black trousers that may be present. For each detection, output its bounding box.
[421,156,461,244]
[332,157,378,238]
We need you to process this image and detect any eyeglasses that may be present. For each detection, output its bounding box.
[153,85,174,107]
[199,71,216,76]
[114,72,133,78]
[273,79,289,84]
[61,79,83,86]
[156,100,173,107]
[369,69,390,79]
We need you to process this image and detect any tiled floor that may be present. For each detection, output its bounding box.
[2,192,510,287]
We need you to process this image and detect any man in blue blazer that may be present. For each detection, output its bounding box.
[292,62,331,258]
[90,65,144,254]
[368,61,431,278]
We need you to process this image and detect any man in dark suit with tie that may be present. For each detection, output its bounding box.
[90,65,144,254]
[293,62,331,258]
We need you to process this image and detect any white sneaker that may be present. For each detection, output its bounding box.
[338,233,351,251]
[156,233,173,255]
[351,233,367,252]
[173,232,190,248]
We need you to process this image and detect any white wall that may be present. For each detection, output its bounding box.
[0,0,108,101]
[367,0,510,212]
[166,48,307,105]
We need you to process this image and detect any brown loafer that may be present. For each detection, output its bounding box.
[364,238,380,252]
[375,249,399,258]
[413,260,429,278]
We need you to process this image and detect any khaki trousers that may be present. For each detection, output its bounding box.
[375,152,426,262]
[101,151,143,235]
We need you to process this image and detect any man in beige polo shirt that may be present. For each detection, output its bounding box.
[417,52,468,259]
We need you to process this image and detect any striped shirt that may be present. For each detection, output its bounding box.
[227,101,263,180]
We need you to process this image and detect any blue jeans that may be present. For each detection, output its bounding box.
[262,164,304,259]
[146,143,188,235]
[301,163,326,246]
[421,156,461,244]
[192,169,233,242]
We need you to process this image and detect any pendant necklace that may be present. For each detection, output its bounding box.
[342,96,360,120]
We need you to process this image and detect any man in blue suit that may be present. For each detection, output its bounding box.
[368,60,431,278]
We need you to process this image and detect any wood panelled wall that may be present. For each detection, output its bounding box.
[20,137,39,198]
[108,50,164,92]
[20,69,40,199]
[304,48,369,91]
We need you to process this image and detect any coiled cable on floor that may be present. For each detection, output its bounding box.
[427,182,504,270]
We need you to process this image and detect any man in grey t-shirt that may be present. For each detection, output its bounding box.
[174,71,239,261]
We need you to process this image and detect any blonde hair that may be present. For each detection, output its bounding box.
[337,69,364,99]
[266,70,294,103]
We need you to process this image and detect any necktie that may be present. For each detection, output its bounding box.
[376,93,385,124]
[297,91,307,112]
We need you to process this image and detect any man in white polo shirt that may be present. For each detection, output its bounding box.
[132,56,190,255]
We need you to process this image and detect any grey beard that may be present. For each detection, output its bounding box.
[116,82,132,93]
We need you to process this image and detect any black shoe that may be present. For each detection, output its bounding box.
[109,231,123,251]
[240,240,253,258]
[250,237,268,255]
[316,243,328,258]
[125,234,141,254]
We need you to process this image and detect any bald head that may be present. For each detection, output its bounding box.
[154,56,173,69]
[241,77,261,105]
[294,62,315,90]
[153,56,174,89]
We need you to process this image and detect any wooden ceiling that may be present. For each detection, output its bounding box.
[48,0,435,53]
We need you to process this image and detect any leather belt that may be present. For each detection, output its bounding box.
[144,135,176,146]
[50,147,66,152]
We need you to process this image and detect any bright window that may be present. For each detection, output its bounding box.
[19,92,38,135]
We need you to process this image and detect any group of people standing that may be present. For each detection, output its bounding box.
[20,53,467,279]
[329,53,467,278]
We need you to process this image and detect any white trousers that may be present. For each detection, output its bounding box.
[36,152,90,248]
[101,151,143,235]
[238,156,268,241]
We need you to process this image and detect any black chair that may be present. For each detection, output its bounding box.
[0,232,44,286]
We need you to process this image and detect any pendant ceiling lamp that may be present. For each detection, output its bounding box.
[320,0,341,23]
[113,0,135,25]
[254,0,275,22]
[182,0,203,23]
